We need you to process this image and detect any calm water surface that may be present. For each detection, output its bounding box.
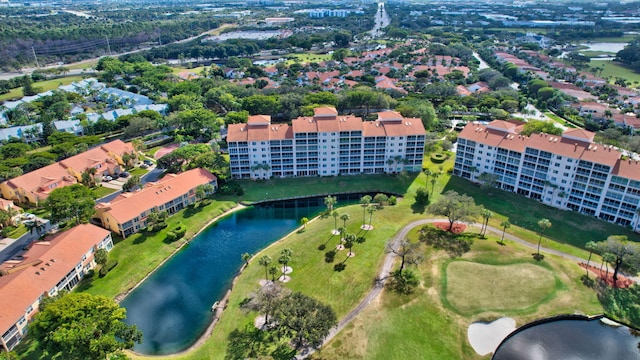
[493,317,640,360]
[122,200,325,354]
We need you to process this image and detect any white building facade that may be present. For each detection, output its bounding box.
[454,120,640,231]
[227,107,425,179]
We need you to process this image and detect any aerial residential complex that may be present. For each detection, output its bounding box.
[0,224,113,352]
[227,107,426,179]
[94,168,218,238]
[454,121,640,231]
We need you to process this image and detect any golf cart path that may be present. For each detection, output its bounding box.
[302,218,640,358]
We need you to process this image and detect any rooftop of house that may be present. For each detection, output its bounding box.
[95,168,217,224]
[0,224,110,333]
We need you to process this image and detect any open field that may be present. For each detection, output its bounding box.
[592,60,640,84]
[287,53,332,65]
[444,261,557,315]
[0,75,84,101]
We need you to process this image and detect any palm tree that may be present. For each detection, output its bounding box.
[324,195,337,213]
[344,233,356,257]
[340,213,350,233]
[603,252,616,278]
[300,217,309,230]
[268,266,278,281]
[258,255,272,282]
[278,248,293,274]
[241,252,251,266]
[430,172,440,196]
[536,218,552,256]
[367,206,376,227]
[480,209,493,237]
[423,168,432,189]
[499,219,510,245]
[332,210,339,231]
[584,241,597,278]
[360,195,372,225]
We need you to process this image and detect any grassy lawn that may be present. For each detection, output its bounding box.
[287,53,332,65]
[91,185,117,199]
[0,75,84,101]
[319,230,603,360]
[170,66,207,76]
[443,261,556,315]
[593,60,640,84]
[3,224,28,239]
[66,60,98,70]
[129,167,149,177]
[226,173,418,203]
[443,176,640,251]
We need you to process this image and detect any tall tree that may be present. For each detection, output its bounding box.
[359,195,372,225]
[300,217,309,230]
[584,241,598,278]
[367,206,376,227]
[45,184,95,224]
[536,218,552,257]
[29,293,142,360]
[278,248,293,273]
[258,255,272,282]
[427,190,481,232]
[332,210,339,231]
[340,213,350,233]
[271,292,337,349]
[241,252,252,266]
[386,239,424,274]
[480,209,493,237]
[596,236,640,287]
[324,195,337,213]
[499,219,511,245]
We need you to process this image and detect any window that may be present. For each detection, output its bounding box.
[565,165,571,170]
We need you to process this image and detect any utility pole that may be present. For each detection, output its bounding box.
[31,47,40,68]
[105,36,112,56]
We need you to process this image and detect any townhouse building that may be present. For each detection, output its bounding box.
[454,120,640,231]
[94,168,217,237]
[227,107,426,179]
[0,224,113,352]
[0,140,134,205]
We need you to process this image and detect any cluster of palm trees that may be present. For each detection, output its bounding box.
[257,248,294,283]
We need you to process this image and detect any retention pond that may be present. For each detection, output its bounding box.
[121,194,368,355]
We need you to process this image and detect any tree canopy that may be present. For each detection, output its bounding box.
[427,190,481,231]
[29,293,142,360]
[45,184,95,224]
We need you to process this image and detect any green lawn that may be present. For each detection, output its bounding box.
[0,75,84,101]
[227,173,418,203]
[129,167,149,177]
[444,261,557,315]
[90,186,117,199]
[593,60,640,84]
[287,53,332,65]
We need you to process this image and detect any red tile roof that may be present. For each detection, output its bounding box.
[0,224,109,333]
[95,168,216,224]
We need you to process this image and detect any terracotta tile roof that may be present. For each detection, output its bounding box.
[362,121,387,137]
[314,106,338,118]
[226,124,248,142]
[0,224,109,333]
[2,140,133,201]
[96,168,216,224]
[247,115,271,125]
[563,128,595,143]
[292,116,321,133]
[613,159,640,180]
[378,111,403,121]
[457,85,472,96]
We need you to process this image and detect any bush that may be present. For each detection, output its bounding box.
[166,231,177,242]
[430,153,446,163]
[414,188,429,205]
[99,266,108,278]
[389,196,397,205]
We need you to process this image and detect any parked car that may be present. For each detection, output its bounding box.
[103,176,113,182]
[143,159,153,165]
[23,213,35,221]
[119,172,130,178]
[140,163,149,169]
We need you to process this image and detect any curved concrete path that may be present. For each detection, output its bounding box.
[301,219,640,358]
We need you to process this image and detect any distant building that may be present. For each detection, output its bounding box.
[308,9,363,18]
[264,17,294,25]
[0,224,113,352]
[516,32,553,48]
[227,107,425,179]
[0,140,134,204]
[94,168,217,237]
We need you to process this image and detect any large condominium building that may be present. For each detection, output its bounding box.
[94,168,217,238]
[0,224,113,352]
[227,107,426,179]
[454,120,640,231]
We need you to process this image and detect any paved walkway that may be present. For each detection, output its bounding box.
[301,218,639,358]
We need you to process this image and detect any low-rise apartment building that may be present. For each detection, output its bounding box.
[94,168,217,237]
[0,140,134,205]
[0,224,113,352]
[454,120,640,231]
[227,107,426,179]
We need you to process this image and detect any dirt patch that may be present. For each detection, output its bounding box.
[431,222,467,234]
[579,263,633,288]
[154,143,180,160]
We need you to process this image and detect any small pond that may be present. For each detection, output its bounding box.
[122,194,372,355]
[492,315,640,360]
